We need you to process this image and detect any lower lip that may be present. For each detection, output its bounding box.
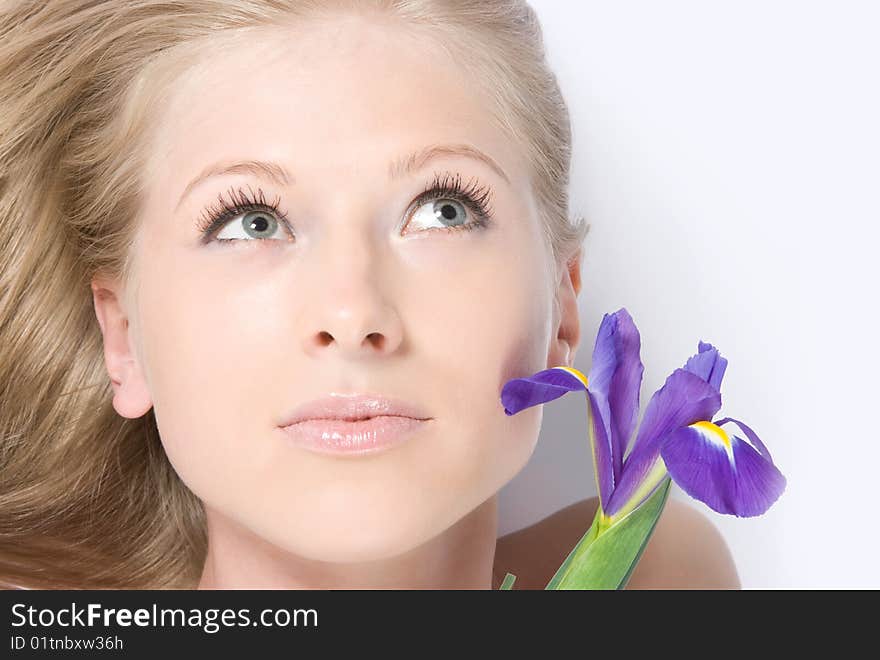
[279,415,429,456]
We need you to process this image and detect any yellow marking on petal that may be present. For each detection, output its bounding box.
[692,420,736,466]
[692,420,731,448]
[553,365,589,388]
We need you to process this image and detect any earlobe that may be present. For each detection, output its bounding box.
[547,249,583,369]
[90,279,153,419]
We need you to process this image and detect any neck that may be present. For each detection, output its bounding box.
[197,495,500,590]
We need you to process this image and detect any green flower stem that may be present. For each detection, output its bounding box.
[545,478,672,590]
[499,573,517,590]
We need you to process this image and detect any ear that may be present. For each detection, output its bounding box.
[547,247,583,369]
[90,277,153,419]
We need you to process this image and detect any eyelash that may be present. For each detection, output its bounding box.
[195,171,496,244]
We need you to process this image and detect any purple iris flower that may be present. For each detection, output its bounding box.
[500,308,786,522]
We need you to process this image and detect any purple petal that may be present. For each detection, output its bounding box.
[586,390,615,508]
[605,368,722,517]
[715,416,773,462]
[588,308,644,487]
[660,421,786,517]
[500,366,587,415]
[683,341,728,392]
[499,365,616,509]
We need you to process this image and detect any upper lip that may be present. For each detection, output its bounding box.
[279,393,433,426]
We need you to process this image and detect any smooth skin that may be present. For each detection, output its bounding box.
[92,11,739,589]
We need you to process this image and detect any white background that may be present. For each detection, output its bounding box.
[497,0,880,588]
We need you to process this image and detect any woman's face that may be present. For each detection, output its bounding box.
[110,16,573,562]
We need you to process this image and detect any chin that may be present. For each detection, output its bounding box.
[233,493,455,564]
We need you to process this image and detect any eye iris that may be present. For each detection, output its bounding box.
[242,212,277,238]
[434,199,466,226]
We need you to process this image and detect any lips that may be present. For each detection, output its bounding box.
[279,415,429,456]
[277,393,432,456]
[278,392,432,427]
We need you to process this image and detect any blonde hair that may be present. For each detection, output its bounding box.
[0,0,589,589]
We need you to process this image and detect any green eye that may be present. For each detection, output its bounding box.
[406,198,470,232]
[401,172,495,236]
[196,185,293,245]
[214,211,287,242]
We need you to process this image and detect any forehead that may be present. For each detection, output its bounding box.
[146,16,526,197]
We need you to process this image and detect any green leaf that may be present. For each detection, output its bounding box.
[499,572,517,590]
[545,478,672,590]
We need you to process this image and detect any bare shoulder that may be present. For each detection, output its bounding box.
[494,495,741,589]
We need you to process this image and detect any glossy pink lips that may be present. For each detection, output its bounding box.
[279,414,428,456]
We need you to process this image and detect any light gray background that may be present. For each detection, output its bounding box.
[497,0,880,588]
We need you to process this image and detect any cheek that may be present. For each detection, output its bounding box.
[423,229,554,393]
[406,240,554,498]
[133,250,287,493]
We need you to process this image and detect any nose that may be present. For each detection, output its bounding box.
[300,230,404,360]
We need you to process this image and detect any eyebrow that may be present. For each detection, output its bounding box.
[174,143,510,212]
